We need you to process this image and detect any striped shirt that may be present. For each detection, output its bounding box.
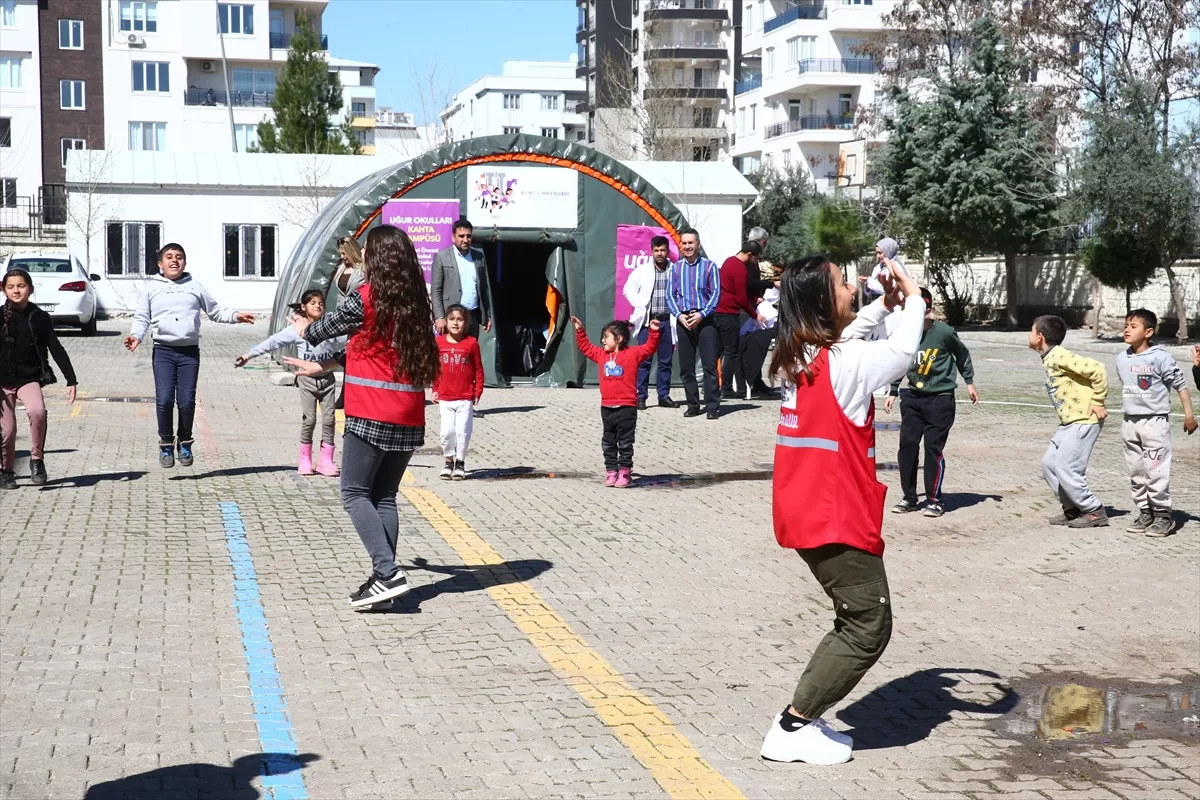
[666,256,721,319]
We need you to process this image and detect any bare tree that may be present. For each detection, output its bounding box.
[412,60,458,147]
[271,154,340,235]
[594,50,711,161]
[65,148,122,289]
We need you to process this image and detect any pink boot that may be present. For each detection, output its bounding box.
[604,470,618,487]
[316,443,340,477]
[615,467,632,488]
[298,443,314,475]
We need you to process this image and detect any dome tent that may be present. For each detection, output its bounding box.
[272,134,692,388]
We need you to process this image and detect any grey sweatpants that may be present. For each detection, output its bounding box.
[1122,415,1173,510]
[1042,422,1104,514]
[340,432,414,578]
[298,374,337,445]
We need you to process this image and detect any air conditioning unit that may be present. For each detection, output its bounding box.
[125,33,144,46]
[200,60,215,73]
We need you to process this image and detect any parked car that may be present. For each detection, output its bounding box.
[1,252,101,335]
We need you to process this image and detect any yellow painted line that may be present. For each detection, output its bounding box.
[335,409,344,435]
[398,472,745,800]
[71,404,81,418]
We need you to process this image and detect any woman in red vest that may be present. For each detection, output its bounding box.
[759,254,924,765]
[290,225,440,610]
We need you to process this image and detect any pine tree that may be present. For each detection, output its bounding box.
[880,13,1058,328]
[813,202,872,268]
[255,13,356,155]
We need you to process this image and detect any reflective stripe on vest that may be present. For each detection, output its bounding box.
[344,375,421,392]
[775,434,839,452]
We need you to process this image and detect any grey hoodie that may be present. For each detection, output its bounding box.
[129,273,239,346]
[1116,344,1187,416]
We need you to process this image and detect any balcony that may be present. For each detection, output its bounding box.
[645,39,728,60]
[645,0,729,23]
[269,32,328,50]
[763,3,827,32]
[764,114,855,139]
[184,88,275,107]
[797,58,876,75]
[735,75,762,94]
[351,116,375,128]
[645,80,727,100]
[828,0,889,31]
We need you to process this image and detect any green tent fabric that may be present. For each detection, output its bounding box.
[271,134,692,387]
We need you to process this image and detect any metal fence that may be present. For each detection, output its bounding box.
[184,88,275,107]
[0,193,66,240]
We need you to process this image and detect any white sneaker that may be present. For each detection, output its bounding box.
[812,718,853,748]
[760,712,853,764]
[439,463,453,480]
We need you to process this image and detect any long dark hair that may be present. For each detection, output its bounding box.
[2,268,34,340]
[768,256,840,386]
[363,225,439,387]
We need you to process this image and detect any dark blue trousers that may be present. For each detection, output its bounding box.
[152,344,200,445]
[635,324,674,401]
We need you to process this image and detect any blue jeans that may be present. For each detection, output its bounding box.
[635,323,674,400]
[152,344,200,445]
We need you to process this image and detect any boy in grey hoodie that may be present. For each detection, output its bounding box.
[123,243,254,468]
[1116,309,1196,537]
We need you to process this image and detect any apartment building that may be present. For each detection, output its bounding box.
[440,61,587,144]
[374,107,437,163]
[0,0,43,224]
[731,0,887,190]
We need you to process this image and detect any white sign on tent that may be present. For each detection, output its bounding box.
[465,166,578,230]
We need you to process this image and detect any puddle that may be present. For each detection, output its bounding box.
[80,396,155,403]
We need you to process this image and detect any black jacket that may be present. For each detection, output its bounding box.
[0,303,78,387]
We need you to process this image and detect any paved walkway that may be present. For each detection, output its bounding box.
[2,324,1198,800]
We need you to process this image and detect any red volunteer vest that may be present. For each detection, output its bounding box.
[773,348,887,555]
[343,285,426,426]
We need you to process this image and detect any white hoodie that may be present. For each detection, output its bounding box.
[129,273,239,346]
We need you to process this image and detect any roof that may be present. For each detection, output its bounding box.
[621,160,758,200]
[327,56,379,70]
[66,151,384,190]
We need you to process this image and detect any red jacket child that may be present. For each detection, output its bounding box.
[432,334,484,402]
[574,319,661,407]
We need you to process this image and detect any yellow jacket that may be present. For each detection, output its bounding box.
[1042,346,1108,424]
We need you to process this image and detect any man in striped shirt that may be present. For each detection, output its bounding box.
[667,229,723,419]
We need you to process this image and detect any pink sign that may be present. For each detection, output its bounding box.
[382,199,460,289]
[613,224,679,322]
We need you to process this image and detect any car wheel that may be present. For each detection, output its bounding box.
[82,315,97,336]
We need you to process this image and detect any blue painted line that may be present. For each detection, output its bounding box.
[219,501,309,800]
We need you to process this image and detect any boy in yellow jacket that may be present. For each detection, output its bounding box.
[1029,315,1109,528]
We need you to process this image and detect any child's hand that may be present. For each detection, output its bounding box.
[648,319,661,331]
[1184,416,1197,435]
[234,355,248,368]
[66,386,77,404]
[570,316,583,331]
[123,335,140,352]
[474,395,482,405]
[884,395,895,414]
[291,318,309,338]
[1090,404,1108,421]
[967,384,979,404]
[431,391,439,403]
[235,312,255,324]
[282,356,321,377]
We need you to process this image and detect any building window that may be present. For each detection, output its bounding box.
[132,61,170,93]
[0,178,15,208]
[0,56,21,89]
[0,117,10,147]
[351,101,366,116]
[224,224,277,278]
[750,103,757,129]
[782,149,791,167]
[218,4,254,34]
[59,19,84,49]
[231,67,275,96]
[503,93,520,110]
[233,123,259,152]
[119,1,158,33]
[60,80,85,110]
[61,138,85,167]
[502,126,521,135]
[839,92,853,117]
[541,127,560,138]
[692,145,713,162]
[354,129,373,146]
[765,47,775,77]
[693,107,713,128]
[540,94,560,111]
[106,221,162,277]
[0,0,14,27]
[128,121,166,151]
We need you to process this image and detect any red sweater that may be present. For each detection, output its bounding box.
[433,335,484,402]
[716,256,758,316]
[575,326,660,407]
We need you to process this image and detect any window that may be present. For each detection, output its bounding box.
[61,138,85,167]
[353,129,373,146]
[691,145,712,162]
[540,94,560,111]
[838,93,853,117]
[224,224,277,278]
[106,222,162,276]
[119,1,157,33]
[503,93,521,109]
[59,19,84,49]
[737,107,745,134]
[765,47,775,77]
[0,56,21,89]
[0,178,15,208]
[132,61,170,93]
[233,123,259,152]
[502,126,521,135]
[541,127,560,138]
[1,0,14,27]
[351,101,366,116]
[128,121,166,151]
[60,80,85,109]
[793,36,815,65]
[782,149,791,167]
[750,103,757,129]
[0,117,9,147]
[231,68,275,95]
[218,4,254,34]
[693,107,713,128]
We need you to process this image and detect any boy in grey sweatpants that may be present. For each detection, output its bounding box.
[1116,309,1197,537]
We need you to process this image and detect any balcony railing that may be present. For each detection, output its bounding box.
[657,77,722,89]
[764,114,855,139]
[796,58,876,74]
[648,0,724,10]
[269,32,328,50]
[184,88,275,107]
[564,99,587,113]
[648,38,725,49]
[763,3,827,32]
[735,75,762,94]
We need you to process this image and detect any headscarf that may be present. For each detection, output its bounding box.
[875,237,899,261]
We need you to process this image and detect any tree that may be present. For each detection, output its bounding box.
[594,50,710,161]
[880,13,1059,329]
[812,202,872,268]
[65,148,122,287]
[255,13,357,155]
[742,164,820,264]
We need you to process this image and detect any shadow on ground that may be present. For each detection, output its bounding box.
[83,752,319,799]
[942,492,1003,512]
[375,557,553,614]
[837,668,1019,750]
[170,465,298,481]
[38,471,147,489]
[474,405,545,417]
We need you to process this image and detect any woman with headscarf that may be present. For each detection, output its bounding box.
[865,238,904,301]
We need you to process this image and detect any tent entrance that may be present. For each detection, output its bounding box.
[480,240,558,383]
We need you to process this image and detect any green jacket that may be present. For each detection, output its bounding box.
[889,320,975,396]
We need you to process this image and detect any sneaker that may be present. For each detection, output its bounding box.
[1048,508,1081,526]
[636,398,647,410]
[1066,507,1110,528]
[439,462,454,481]
[706,410,720,420]
[29,459,47,486]
[923,502,944,518]
[0,471,15,490]
[760,711,853,765]
[452,461,466,481]
[811,718,854,748]
[891,499,919,514]
[348,571,412,608]
[657,397,679,409]
[1144,514,1176,538]
[159,445,175,469]
[683,406,702,418]
[604,470,618,487]
[1125,508,1154,533]
[177,441,194,467]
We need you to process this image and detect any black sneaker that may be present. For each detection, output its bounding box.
[1144,515,1176,538]
[923,502,945,518]
[439,461,454,480]
[657,397,679,409]
[891,499,919,514]
[683,406,702,418]
[706,410,720,420]
[1049,508,1081,526]
[29,459,47,486]
[0,471,16,490]
[636,398,647,410]
[159,445,175,469]
[1125,508,1154,533]
[177,441,194,467]
[349,571,412,608]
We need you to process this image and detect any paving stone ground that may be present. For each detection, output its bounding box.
[2,322,1197,800]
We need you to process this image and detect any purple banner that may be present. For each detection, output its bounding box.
[614,224,679,322]
[382,199,460,289]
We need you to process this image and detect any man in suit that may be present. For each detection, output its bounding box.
[432,219,492,339]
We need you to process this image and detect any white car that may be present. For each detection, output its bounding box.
[1,252,101,335]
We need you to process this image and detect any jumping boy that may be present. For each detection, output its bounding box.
[1029,315,1109,528]
[1115,309,1196,537]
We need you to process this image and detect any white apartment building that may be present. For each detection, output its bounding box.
[731,0,888,190]
[374,107,438,164]
[0,0,42,228]
[440,60,587,144]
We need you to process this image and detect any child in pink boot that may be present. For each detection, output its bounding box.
[236,289,345,476]
[572,316,661,487]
